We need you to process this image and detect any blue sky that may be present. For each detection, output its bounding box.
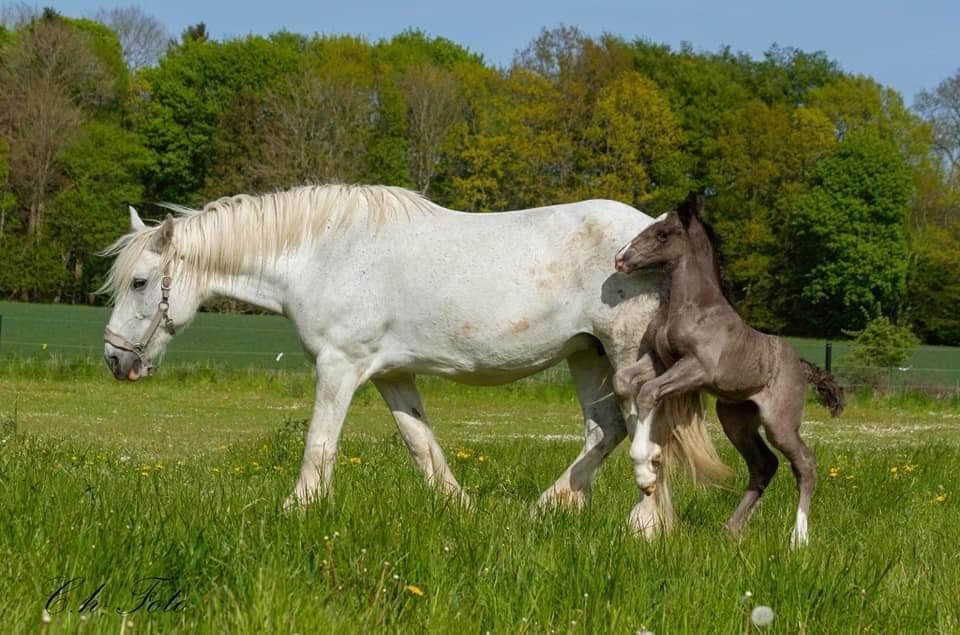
[40,0,960,103]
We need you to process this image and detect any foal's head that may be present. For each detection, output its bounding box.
[614,192,704,274]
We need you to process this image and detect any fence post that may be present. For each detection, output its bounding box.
[824,340,832,374]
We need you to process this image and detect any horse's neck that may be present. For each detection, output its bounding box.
[204,269,289,315]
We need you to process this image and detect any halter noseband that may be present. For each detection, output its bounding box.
[103,270,176,375]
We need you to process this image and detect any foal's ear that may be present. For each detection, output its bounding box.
[676,191,705,228]
[149,214,175,253]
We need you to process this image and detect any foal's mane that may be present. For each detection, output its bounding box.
[100,184,441,300]
[683,206,732,302]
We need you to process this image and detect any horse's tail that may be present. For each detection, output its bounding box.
[800,359,845,417]
[648,391,731,528]
[658,391,732,485]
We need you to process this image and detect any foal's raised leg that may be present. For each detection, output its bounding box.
[610,352,665,538]
[716,401,779,535]
[374,375,469,506]
[628,356,707,497]
[759,399,816,547]
[286,354,361,508]
[537,347,627,511]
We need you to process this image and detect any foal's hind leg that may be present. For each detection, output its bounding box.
[537,347,627,511]
[374,375,469,507]
[716,401,779,535]
[758,397,816,547]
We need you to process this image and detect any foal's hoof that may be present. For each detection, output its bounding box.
[639,482,657,496]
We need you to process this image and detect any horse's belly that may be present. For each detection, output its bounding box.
[386,332,597,384]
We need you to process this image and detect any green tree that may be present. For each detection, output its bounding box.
[136,33,302,202]
[707,101,836,329]
[844,315,919,388]
[579,71,685,209]
[52,121,150,301]
[787,132,912,336]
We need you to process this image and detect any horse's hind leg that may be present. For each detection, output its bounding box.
[716,401,779,535]
[536,347,627,512]
[374,375,469,506]
[759,398,815,547]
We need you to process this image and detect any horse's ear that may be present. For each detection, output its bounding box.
[129,206,147,232]
[149,214,175,253]
[676,191,705,228]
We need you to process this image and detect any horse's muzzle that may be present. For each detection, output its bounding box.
[103,344,142,381]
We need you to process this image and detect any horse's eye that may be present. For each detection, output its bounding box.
[655,231,668,242]
[132,278,147,291]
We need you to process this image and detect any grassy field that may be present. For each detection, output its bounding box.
[1,356,959,633]
[3,300,960,391]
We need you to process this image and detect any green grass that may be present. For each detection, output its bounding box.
[3,300,959,390]
[1,359,959,633]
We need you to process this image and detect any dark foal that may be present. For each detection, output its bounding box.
[613,193,843,546]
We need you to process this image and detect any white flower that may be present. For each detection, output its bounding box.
[41,610,52,624]
[751,605,775,627]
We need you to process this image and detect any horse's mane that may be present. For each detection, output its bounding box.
[100,184,441,301]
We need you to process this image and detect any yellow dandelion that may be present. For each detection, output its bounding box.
[405,584,424,596]
[456,450,472,460]
[903,464,916,473]
[349,457,362,465]
[889,466,898,474]
[212,467,220,474]
[477,454,486,463]
[828,467,840,478]
[934,494,947,503]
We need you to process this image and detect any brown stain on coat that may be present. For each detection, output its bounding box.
[510,319,530,334]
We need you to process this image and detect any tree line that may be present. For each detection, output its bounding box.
[1,8,958,344]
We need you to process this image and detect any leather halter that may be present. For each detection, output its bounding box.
[103,270,176,375]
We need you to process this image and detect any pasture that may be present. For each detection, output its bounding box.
[2,324,960,632]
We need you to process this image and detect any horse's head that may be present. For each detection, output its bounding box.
[614,192,704,274]
[101,207,199,381]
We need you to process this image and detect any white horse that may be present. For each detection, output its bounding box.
[101,185,729,536]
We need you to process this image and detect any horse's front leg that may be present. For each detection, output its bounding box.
[623,356,706,536]
[536,348,628,512]
[285,353,361,509]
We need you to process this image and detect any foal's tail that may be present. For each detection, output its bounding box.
[800,359,845,417]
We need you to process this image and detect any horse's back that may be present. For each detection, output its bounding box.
[292,198,659,381]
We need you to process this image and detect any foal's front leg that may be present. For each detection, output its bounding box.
[627,356,707,517]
